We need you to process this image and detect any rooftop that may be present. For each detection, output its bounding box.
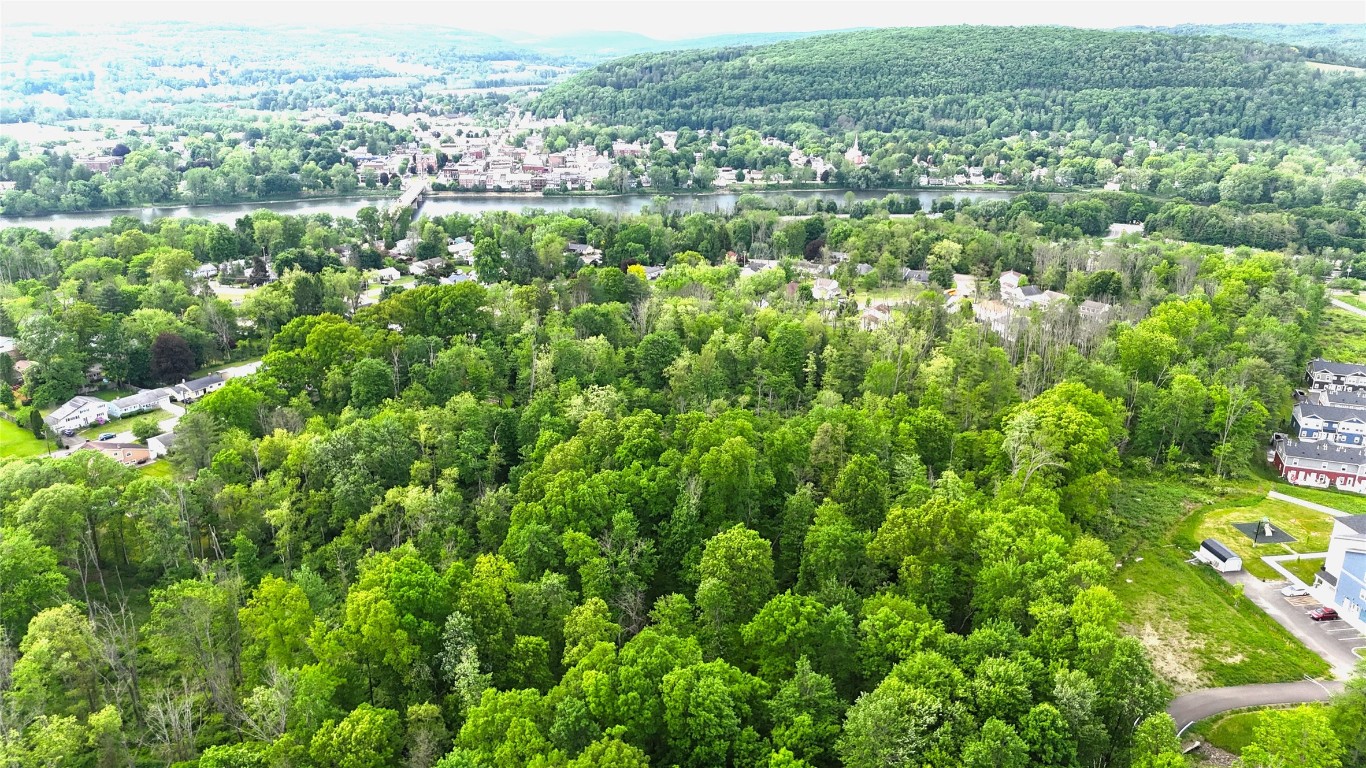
[1309,358,1366,376]
[1294,402,1366,424]
[180,373,224,392]
[1340,515,1366,535]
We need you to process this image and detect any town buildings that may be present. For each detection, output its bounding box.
[1272,358,1366,492]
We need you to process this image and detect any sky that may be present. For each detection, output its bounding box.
[2,0,1363,40]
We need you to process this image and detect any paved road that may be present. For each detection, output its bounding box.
[1168,680,1344,730]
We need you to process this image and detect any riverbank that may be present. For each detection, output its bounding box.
[0,187,1027,234]
[0,190,403,224]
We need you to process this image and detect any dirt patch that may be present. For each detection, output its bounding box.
[1128,619,1206,693]
[1221,653,1245,664]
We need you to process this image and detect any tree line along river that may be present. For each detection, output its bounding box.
[0,189,1019,234]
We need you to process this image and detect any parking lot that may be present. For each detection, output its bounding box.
[1228,569,1365,679]
[1283,593,1366,661]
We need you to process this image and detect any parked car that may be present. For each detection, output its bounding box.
[61,429,75,437]
[97,432,116,441]
[1310,607,1340,621]
[1281,584,1310,597]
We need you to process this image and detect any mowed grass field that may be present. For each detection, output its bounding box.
[1110,480,1331,691]
[1179,497,1335,579]
[0,418,49,459]
[138,461,175,480]
[1273,484,1366,516]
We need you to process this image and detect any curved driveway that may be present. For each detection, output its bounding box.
[1167,680,1344,733]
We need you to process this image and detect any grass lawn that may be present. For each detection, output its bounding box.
[138,461,175,480]
[1283,556,1325,584]
[1317,309,1366,363]
[0,418,50,459]
[1336,293,1366,312]
[1111,479,1332,691]
[1274,484,1366,516]
[1113,545,1329,690]
[1178,497,1335,579]
[1192,704,1327,755]
[90,386,137,402]
[186,354,263,380]
[76,416,141,441]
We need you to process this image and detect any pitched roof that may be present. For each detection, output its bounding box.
[180,373,224,392]
[1200,538,1238,561]
[112,388,171,410]
[1294,403,1366,424]
[1339,515,1366,535]
[1277,439,1366,464]
[1321,390,1366,409]
[45,395,105,423]
[83,441,147,451]
[1308,358,1366,376]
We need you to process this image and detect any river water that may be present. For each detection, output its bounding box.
[0,188,1018,234]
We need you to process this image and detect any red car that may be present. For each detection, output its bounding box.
[1310,607,1340,621]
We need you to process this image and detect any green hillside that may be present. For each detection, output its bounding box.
[1131,23,1366,62]
[535,25,1366,140]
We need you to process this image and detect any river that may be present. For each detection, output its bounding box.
[0,188,1019,234]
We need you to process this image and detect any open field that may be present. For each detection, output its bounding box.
[1316,308,1366,362]
[1114,545,1329,690]
[1307,60,1366,76]
[1111,479,1332,690]
[1335,293,1366,311]
[0,418,49,459]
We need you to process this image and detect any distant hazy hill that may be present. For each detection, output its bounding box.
[1125,23,1366,63]
[499,30,825,58]
[534,25,1366,140]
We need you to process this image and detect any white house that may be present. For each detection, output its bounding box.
[376,267,401,284]
[194,263,219,279]
[410,258,446,276]
[448,240,476,262]
[172,374,225,402]
[860,304,892,331]
[44,395,108,432]
[1079,300,1113,322]
[812,278,841,300]
[148,432,176,459]
[107,388,174,419]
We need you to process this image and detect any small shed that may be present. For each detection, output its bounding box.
[1196,538,1243,573]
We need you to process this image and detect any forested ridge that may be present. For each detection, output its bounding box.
[535,26,1366,139]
